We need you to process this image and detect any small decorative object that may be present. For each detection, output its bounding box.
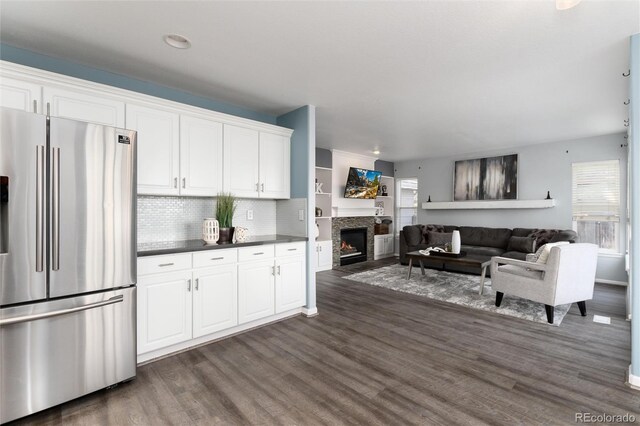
[381,185,388,196]
[427,195,432,202]
[215,192,237,244]
[234,226,249,243]
[545,191,552,200]
[202,218,219,245]
[451,230,461,254]
[444,243,452,252]
[315,206,323,217]
[314,222,320,239]
[315,182,324,194]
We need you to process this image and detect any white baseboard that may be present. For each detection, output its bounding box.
[302,306,319,317]
[628,366,640,390]
[596,279,628,286]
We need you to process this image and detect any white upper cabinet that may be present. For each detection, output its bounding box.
[180,115,224,196]
[259,132,290,199]
[43,86,125,127]
[223,125,291,199]
[127,104,180,195]
[223,124,260,198]
[0,76,41,112]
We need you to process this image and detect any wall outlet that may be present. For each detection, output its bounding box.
[298,209,305,221]
[247,210,254,220]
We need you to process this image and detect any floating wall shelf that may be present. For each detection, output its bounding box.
[421,199,556,210]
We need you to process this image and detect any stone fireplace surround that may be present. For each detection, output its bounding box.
[331,216,375,266]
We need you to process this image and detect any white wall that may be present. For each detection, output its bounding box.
[395,133,628,283]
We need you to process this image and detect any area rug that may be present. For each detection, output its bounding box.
[343,264,571,326]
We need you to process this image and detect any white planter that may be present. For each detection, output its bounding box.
[451,230,461,254]
[202,218,219,245]
[235,226,249,243]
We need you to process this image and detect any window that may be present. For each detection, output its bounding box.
[572,160,621,253]
[395,178,418,235]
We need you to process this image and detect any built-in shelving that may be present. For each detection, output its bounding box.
[315,166,333,241]
[421,199,556,210]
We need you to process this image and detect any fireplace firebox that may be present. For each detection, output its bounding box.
[340,227,368,265]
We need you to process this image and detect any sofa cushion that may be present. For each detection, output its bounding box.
[403,225,423,246]
[498,264,544,280]
[507,236,537,253]
[501,251,528,261]
[421,224,445,243]
[427,231,453,246]
[511,228,536,238]
[461,245,505,257]
[528,229,559,247]
[459,226,512,249]
[549,229,578,243]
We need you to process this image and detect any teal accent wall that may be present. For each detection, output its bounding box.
[629,33,640,379]
[0,43,276,124]
[277,106,317,311]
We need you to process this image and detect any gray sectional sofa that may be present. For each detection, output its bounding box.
[399,224,577,275]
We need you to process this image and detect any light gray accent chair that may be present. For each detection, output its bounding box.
[490,243,599,324]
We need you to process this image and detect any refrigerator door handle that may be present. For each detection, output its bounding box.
[0,295,124,326]
[52,147,60,271]
[35,145,45,272]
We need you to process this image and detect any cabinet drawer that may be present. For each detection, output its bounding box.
[137,253,192,276]
[275,242,306,257]
[193,248,238,268]
[238,245,274,262]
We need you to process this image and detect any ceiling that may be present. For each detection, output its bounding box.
[1,1,638,162]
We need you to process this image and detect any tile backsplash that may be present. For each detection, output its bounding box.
[137,196,277,243]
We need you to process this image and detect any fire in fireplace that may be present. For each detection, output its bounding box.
[340,227,367,265]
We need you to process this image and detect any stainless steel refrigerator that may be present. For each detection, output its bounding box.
[0,107,137,423]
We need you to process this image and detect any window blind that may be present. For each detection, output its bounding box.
[572,160,620,222]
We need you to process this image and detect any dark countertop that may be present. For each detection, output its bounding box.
[137,234,308,257]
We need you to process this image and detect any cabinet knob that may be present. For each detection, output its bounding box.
[261,183,265,192]
[182,177,186,188]
[174,177,178,188]
[187,279,191,292]
[195,278,199,290]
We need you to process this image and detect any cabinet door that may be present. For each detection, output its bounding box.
[317,241,333,271]
[193,264,238,338]
[180,115,223,196]
[238,259,275,324]
[259,132,290,199]
[137,271,192,354]
[223,124,259,198]
[43,86,125,127]
[275,255,306,313]
[0,77,41,112]
[385,236,394,255]
[374,236,384,259]
[127,104,180,195]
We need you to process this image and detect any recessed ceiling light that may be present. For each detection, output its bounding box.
[164,34,191,49]
[373,150,380,155]
[556,0,581,10]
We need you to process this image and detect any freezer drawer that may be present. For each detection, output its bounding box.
[0,287,136,423]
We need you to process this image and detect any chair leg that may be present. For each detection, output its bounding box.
[545,305,554,324]
[577,301,587,316]
[495,292,504,307]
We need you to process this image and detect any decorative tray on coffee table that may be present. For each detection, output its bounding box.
[429,250,467,258]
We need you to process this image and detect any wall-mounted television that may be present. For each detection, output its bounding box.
[344,167,382,199]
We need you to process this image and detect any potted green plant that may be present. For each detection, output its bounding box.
[215,192,237,244]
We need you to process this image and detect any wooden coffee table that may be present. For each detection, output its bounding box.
[405,251,492,295]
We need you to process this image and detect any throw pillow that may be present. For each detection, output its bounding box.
[403,226,423,246]
[535,241,570,264]
[427,231,453,246]
[506,236,537,253]
[421,224,445,243]
[527,229,559,248]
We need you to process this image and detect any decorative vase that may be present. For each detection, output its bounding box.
[202,218,219,245]
[314,222,320,240]
[451,230,461,254]
[315,207,322,217]
[217,227,235,244]
[235,226,249,243]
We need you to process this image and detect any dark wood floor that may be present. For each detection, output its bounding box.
[14,258,638,425]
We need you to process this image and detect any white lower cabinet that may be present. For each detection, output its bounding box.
[238,259,276,324]
[137,270,193,354]
[374,234,394,260]
[276,255,306,313]
[137,242,306,360]
[315,240,333,272]
[193,264,238,338]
